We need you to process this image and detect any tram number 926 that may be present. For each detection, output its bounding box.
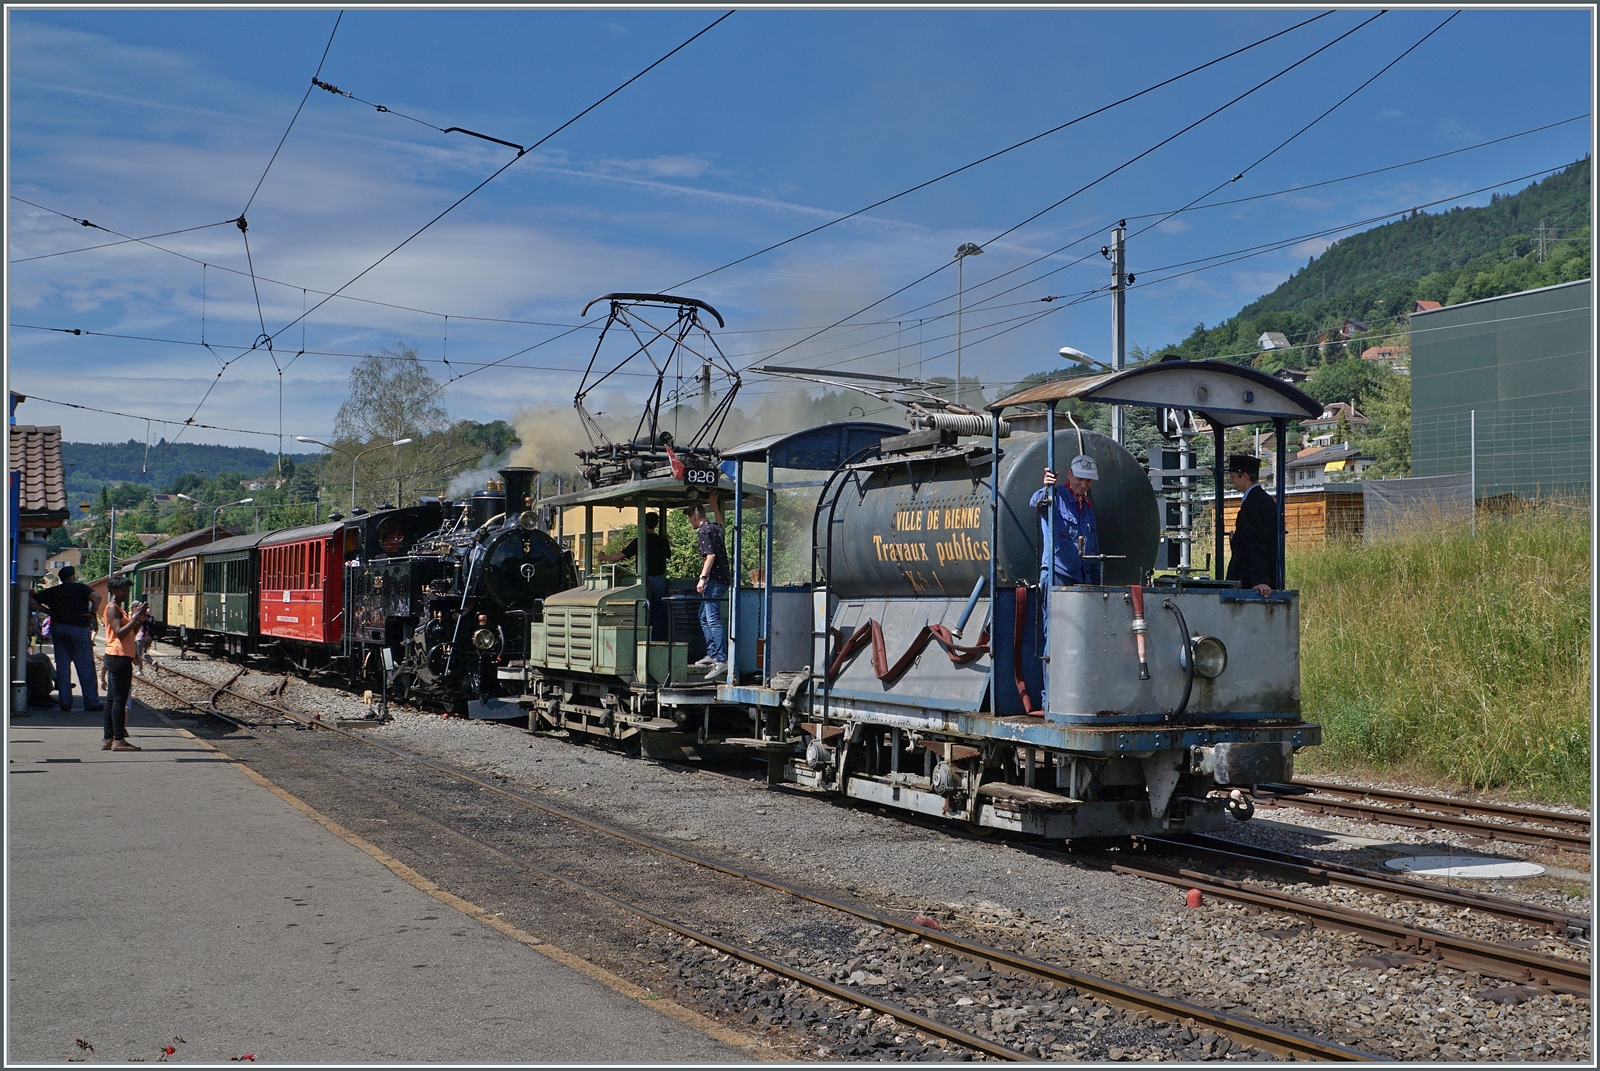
[682,463,720,488]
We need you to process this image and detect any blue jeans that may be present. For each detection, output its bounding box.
[52,623,99,709]
[699,582,727,663]
[647,575,668,640]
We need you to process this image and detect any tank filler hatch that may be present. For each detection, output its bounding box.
[574,293,740,488]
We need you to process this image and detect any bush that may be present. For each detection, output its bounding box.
[1294,500,1590,804]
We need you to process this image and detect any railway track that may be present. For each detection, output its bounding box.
[1068,844,1590,998]
[1155,834,1590,939]
[1259,781,1592,856]
[132,663,1376,1062]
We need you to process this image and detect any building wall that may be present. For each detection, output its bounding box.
[1220,487,1364,554]
[1409,279,1591,496]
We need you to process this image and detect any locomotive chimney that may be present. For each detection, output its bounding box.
[499,467,540,522]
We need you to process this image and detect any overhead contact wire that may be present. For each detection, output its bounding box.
[271,10,734,344]
[666,9,1335,291]
[241,10,344,216]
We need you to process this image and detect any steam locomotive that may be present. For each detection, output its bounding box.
[123,466,576,713]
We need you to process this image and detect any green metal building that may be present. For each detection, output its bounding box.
[1409,278,1591,498]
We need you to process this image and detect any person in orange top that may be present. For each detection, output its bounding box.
[101,577,149,752]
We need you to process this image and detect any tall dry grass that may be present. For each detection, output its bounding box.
[1293,499,1591,804]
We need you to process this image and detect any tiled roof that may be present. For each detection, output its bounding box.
[116,525,237,567]
[9,424,68,516]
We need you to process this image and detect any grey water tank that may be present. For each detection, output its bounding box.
[819,428,1159,599]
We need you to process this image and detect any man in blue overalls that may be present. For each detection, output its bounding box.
[1030,453,1102,587]
[1029,453,1101,710]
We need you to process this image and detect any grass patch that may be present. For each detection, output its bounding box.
[1292,500,1591,805]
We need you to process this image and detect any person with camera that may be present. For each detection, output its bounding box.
[100,577,149,751]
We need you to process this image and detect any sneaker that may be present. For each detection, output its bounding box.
[703,661,727,677]
[690,655,716,668]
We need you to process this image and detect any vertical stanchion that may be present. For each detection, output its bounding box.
[1469,409,1477,537]
[1274,417,1287,591]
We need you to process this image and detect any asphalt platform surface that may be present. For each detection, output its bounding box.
[6,701,741,1064]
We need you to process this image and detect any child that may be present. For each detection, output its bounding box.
[134,608,155,677]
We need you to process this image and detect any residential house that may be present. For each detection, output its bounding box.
[47,547,82,574]
[1414,299,1442,313]
[1272,368,1310,385]
[1286,441,1374,487]
[1300,401,1368,448]
[1360,345,1407,374]
[1258,331,1291,351]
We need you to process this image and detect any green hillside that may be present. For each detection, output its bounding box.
[1160,157,1591,371]
[62,440,318,498]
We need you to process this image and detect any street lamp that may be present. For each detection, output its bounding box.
[953,243,984,406]
[296,436,412,513]
[1058,345,1112,371]
[212,498,253,536]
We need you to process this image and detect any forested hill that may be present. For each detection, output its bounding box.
[62,440,318,491]
[1157,158,1591,367]
[1241,157,1590,318]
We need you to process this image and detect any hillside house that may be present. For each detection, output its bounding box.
[1414,299,1442,313]
[1360,345,1407,373]
[1272,368,1309,385]
[1286,442,1374,486]
[1258,331,1291,351]
[1301,402,1368,447]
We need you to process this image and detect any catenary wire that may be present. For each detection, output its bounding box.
[741,10,1385,375]
[7,216,243,265]
[241,10,344,216]
[1123,12,1460,252]
[664,9,1336,291]
[267,11,734,346]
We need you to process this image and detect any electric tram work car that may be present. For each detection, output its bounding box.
[520,359,1325,840]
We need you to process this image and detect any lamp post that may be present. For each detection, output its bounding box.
[1058,345,1112,372]
[954,243,984,406]
[295,436,412,513]
[210,498,253,535]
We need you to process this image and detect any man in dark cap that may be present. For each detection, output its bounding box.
[30,566,105,711]
[1224,455,1277,597]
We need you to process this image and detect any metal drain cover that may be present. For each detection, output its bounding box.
[1385,855,1545,878]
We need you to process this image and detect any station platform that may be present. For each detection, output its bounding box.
[7,702,744,1064]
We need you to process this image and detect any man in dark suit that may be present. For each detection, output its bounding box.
[1225,455,1278,596]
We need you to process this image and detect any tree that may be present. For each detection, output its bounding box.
[1304,357,1394,415]
[1364,367,1413,478]
[325,345,467,511]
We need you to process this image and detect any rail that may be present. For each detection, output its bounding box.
[134,658,1374,1062]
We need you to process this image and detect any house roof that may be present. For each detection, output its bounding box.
[1258,331,1291,349]
[1305,401,1369,425]
[1361,346,1398,361]
[115,525,237,567]
[9,424,68,522]
[1414,299,1443,312]
[1288,443,1370,469]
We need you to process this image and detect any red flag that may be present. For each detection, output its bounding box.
[664,442,685,481]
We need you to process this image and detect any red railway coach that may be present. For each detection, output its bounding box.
[258,521,345,654]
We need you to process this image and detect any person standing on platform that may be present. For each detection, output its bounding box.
[1225,454,1279,597]
[685,500,730,676]
[100,576,148,751]
[30,566,104,712]
[1030,454,1102,586]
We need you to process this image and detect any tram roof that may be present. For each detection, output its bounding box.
[720,421,906,469]
[990,358,1321,427]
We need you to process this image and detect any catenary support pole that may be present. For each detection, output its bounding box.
[1213,423,1226,577]
[1274,417,1287,591]
[1110,223,1127,445]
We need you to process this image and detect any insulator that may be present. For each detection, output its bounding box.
[915,413,1010,438]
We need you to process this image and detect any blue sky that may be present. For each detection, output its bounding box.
[6,6,1593,450]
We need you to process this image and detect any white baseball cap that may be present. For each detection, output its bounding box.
[1069,454,1099,480]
